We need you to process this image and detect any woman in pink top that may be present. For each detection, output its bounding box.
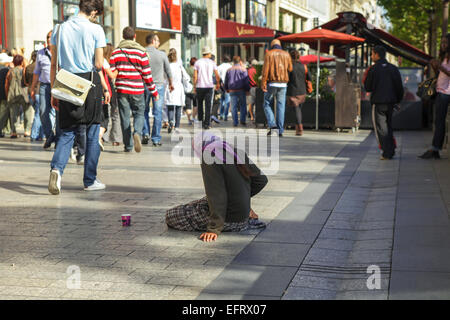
[419,34,450,159]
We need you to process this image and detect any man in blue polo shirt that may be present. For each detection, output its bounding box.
[31,30,57,149]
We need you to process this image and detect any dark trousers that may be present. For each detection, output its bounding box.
[432,93,450,150]
[196,88,213,127]
[372,104,395,158]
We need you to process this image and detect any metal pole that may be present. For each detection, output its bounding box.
[316,39,321,131]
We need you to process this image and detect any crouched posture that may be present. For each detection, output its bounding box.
[166,133,268,242]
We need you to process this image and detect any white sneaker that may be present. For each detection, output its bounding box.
[84,180,106,191]
[69,148,76,163]
[48,169,61,195]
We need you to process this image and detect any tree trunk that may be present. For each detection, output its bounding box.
[443,0,449,37]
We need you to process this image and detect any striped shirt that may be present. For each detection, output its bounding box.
[109,48,157,95]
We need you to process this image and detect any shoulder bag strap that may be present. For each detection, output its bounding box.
[119,48,144,86]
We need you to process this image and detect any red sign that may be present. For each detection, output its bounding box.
[216,19,274,39]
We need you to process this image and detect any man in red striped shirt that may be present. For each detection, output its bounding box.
[110,27,158,153]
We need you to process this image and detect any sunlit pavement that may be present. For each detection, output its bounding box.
[0,124,448,300]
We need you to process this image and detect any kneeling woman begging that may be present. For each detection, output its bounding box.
[166,132,268,242]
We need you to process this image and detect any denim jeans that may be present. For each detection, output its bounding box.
[263,86,287,134]
[30,94,44,140]
[143,84,165,143]
[118,93,146,151]
[167,105,182,128]
[432,92,450,150]
[230,91,247,126]
[219,91,231,120]
[39,83,56,140]
[50,124,100,187]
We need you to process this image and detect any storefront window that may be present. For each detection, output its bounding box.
[247,0,266,27]
[219,0,236,21]
[53,0,115,44]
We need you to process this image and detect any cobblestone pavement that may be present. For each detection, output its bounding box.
[0,124,448,300]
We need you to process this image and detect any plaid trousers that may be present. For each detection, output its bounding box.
[166,197,249,232]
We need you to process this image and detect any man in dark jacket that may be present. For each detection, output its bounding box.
[364,46,404,160]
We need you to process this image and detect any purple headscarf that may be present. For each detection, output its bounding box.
[193,131,243,164]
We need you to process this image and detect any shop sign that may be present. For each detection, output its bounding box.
[136,0,182,33]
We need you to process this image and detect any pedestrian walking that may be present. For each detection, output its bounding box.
[419,34,450,159]
[364,45,404,160]
[287,49,312,137]
[5,55,33,138]
[165,48,189,133]
[224,56,250,127]
[48,0,110,195]
[30,30,57,149]
[184,57,197,125]
[217,55,232,121]
[261,39,293,137]
[24,51,44,141]
[193,47,221,130]
[101,43,122,147]
[246,59,258,122]
[0,52,13,137]
[144,32,174,147]
[109,27,159,152]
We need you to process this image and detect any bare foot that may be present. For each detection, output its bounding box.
[249,209,259,220]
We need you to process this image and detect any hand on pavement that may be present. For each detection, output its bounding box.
[200,232,218,242]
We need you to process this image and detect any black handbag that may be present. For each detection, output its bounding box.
[416,77,437,101]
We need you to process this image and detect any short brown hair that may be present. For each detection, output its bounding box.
[146,32,158,45]
[13,55,24,67]
[79,0,104,16]
[289,49,300,62]
[168,48,177,63]
[123,27,135,40]
[232,56,241,64]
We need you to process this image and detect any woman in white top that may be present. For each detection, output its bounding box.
[165,48,189,133]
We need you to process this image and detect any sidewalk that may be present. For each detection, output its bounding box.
[0,127,448,300]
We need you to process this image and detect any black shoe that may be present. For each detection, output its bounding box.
[241,122,247,127]
[279,133,283,137]
[203,125,211,130]
[419,150,440,159]
[43,136,54,149]
[152,142,163,147]
[168,123,174,134]
[124,148,132,153]
[142,135,150,145]
[0,132,4,138]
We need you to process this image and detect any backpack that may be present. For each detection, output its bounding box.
[7,67,29,104]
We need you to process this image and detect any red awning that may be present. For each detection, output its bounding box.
[278,28,365,45]
[320,12,432,65]
[300,55,335,64]
[216,19,275,40]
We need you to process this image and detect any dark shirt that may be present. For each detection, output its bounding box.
[0,66,10,101]
[201,152,268,235]
[364,58,404,105]
[287,61,310,97]
[224,65,250,92]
